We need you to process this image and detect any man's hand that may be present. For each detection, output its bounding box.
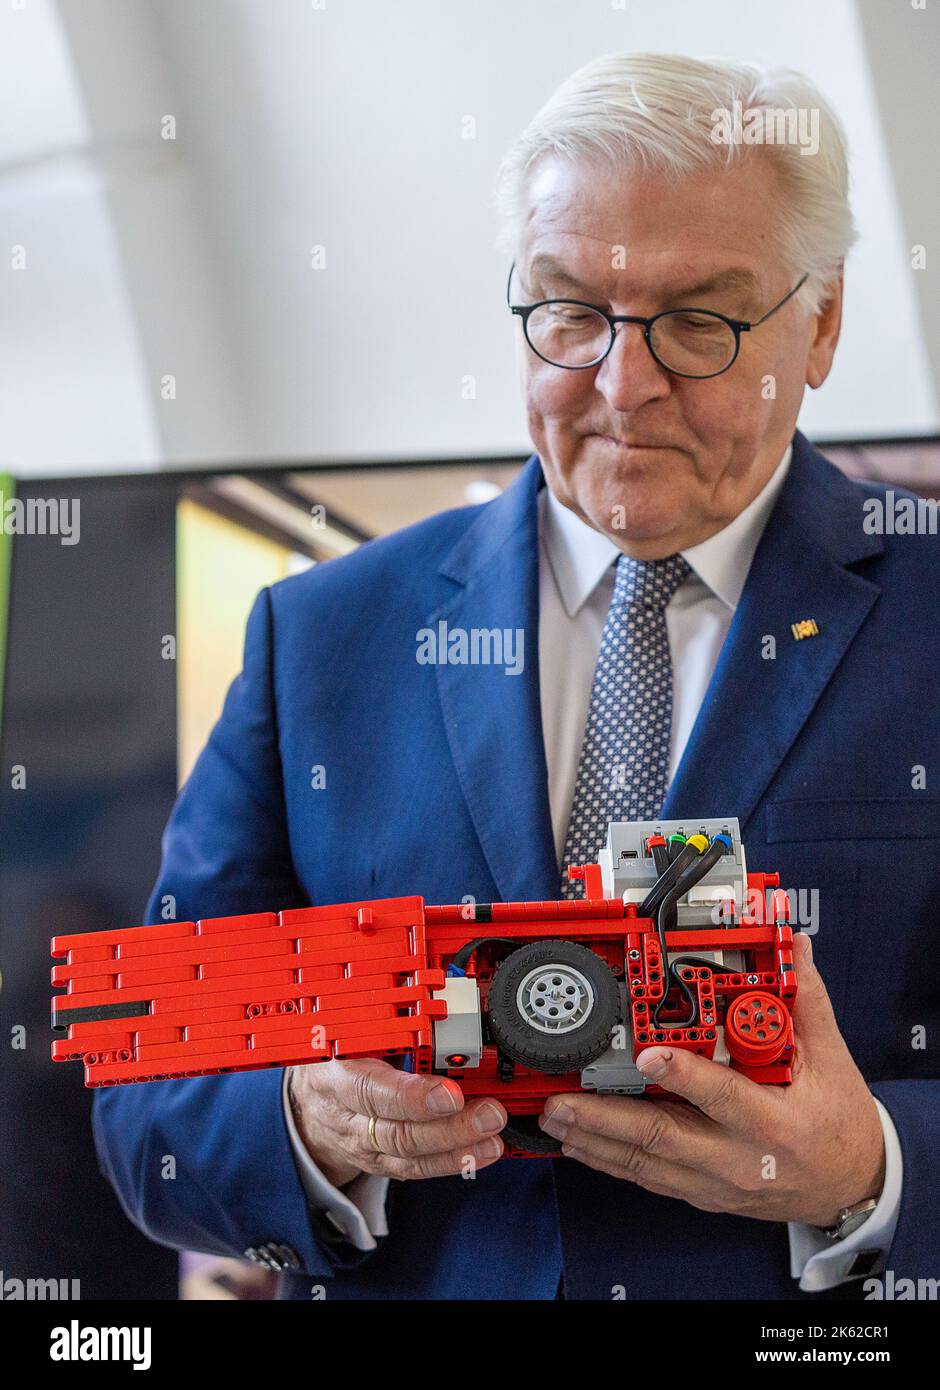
[287,1058,506,1188]
[539,933,886,1228]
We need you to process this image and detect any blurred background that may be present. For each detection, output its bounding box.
[1,0,938,1300]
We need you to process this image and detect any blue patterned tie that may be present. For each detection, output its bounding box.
[560,552,691,897]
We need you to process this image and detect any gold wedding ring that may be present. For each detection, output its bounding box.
[367,1114,381,1153]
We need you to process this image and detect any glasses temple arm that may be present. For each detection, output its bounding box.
[751,273,809,327]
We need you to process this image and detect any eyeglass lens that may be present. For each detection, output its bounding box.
[524,303,737,375]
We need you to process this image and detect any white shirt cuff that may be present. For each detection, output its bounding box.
[281,1070,390,1253]
[788,1098,902,1291]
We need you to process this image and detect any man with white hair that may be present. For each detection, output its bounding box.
[94,54,939,1300]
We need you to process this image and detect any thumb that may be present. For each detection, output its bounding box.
[790,931,841,1047]
[635,1043,761,1125]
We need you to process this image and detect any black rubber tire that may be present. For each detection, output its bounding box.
[501,1115,563,1156]
[488,939,620,1075]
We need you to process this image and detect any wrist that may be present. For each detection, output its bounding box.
[816,1117,886,1230]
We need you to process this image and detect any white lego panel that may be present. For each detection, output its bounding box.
[431,976,483,1068]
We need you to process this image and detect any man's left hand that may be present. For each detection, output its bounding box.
[539,933,885,1228]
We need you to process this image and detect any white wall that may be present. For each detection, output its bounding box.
[1,0,937,478]
[0,0,162,474]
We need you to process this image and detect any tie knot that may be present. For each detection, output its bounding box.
[612,552,691,610]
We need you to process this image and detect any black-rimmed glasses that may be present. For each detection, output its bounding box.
[507,263,808,378]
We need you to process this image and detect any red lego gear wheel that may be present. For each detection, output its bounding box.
[725,990,790,1067]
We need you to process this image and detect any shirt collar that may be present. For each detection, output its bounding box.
[540,443,793,618]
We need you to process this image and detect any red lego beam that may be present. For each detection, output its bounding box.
[51,896,447,1087]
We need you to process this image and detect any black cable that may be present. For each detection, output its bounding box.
[667,833,687,865]
[652,836,729,1024]
[639,839,673,915]
[650,837,730,1027]
[655,955,730,1028]
[450,937,520,972]
[652,899,698,1028]
[638,840,704,918]
[651,840,670,879]
[668,954,732,974]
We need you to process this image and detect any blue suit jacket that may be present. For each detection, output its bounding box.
[93,431,940,1299]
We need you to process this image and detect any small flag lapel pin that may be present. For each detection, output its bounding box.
[791,618,820,641]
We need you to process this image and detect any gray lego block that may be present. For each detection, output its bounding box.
[596,816,747,924]
[431,976,483,1068]
[580,1039,650,1095]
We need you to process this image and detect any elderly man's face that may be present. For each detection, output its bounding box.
[514,153,842,557]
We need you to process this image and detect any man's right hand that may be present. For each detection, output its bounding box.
[287,1058,507,1188]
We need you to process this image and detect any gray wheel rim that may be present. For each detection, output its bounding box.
[515,962,595,1036]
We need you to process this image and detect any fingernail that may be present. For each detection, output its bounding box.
[541,1114,568,1139]
[802,932,814,965]
[474,1136,503,1161]
[472,1101,505,1133]
[426,1082,460,1115]
[636,1048,671,1079]
[546,1101,575,1127]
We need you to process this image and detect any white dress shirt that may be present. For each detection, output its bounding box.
[284,444,901,1291]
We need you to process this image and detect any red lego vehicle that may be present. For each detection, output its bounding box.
[51,817,797,1156]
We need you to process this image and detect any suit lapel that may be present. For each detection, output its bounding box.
[432,434,884,897]
[431,457,559,901]
[663,432,884,831]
